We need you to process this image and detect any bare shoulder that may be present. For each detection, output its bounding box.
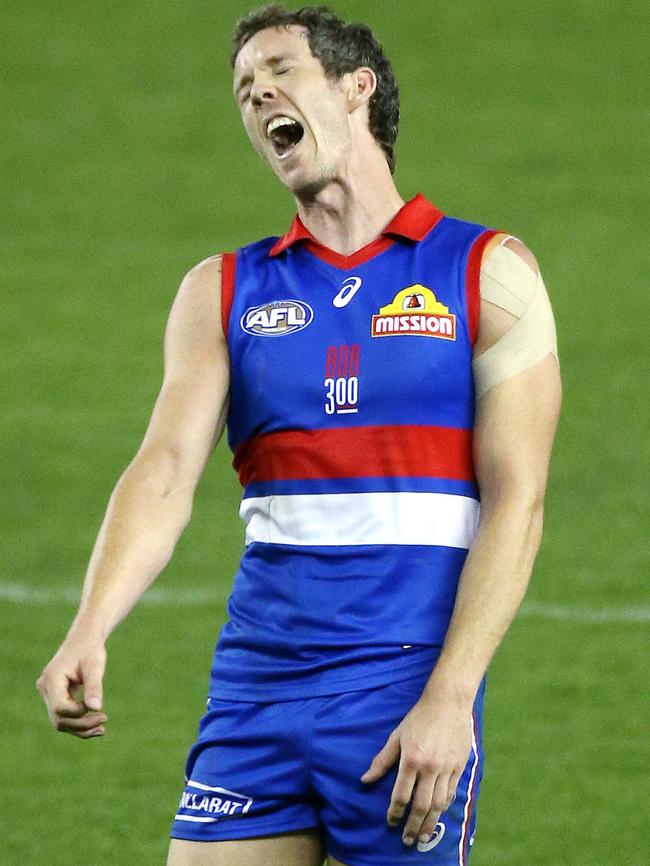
[143,253,230,461]
[183,253,223,286]
[174,254,223,318]
[165,255,225,357]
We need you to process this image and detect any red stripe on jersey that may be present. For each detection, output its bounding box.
[233,424,475,487]
[220,252,237,339]
[465,230,498,346]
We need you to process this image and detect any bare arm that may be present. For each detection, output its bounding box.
[361,238,561,846]
[37,255,228,736]
[424,237,561,701]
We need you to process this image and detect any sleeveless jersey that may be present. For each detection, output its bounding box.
[209,194,497,700]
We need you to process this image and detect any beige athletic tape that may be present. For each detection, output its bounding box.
[473,244,558,399]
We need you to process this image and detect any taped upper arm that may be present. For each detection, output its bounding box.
[473,236,559,400]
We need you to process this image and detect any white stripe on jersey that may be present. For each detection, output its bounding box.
[240,491,480,549]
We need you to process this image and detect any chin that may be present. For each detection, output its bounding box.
[276,161,337,199]
[289,176,331,198]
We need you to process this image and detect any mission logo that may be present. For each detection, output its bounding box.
[371,285,456,340]
[241,300,314,336]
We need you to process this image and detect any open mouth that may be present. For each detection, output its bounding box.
[266,115,305,158]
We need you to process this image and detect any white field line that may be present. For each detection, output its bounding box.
[0,582,648,624]
[0,582,229,607]
[520,600,650,624]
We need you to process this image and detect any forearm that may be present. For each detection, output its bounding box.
[69,449,194,643]
[424,495,544,705]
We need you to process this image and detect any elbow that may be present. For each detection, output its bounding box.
[528,499,545,552]
[519,485,546,522]
[481,484,546,547]
[120,444,193,503]
[517,491,546,556]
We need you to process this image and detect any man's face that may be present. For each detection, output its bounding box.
[233,26,353,195]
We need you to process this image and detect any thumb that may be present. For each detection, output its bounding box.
[360,732,400,784]
[81,656,105,711]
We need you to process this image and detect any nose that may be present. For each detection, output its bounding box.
[250,78,278,109]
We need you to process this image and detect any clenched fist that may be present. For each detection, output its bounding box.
[37,637,108,739]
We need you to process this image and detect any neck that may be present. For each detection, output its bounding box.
[292,153,405,256]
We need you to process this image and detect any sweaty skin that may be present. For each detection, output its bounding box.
[38,22,561,866]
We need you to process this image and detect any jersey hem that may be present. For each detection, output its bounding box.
[209,649,439,702]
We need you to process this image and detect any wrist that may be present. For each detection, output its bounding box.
[421,667,478,710]
[68,613,110,646]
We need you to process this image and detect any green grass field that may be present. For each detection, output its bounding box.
[2,1,648,863]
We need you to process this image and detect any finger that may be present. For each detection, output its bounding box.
[360,732,400,783]
[418,805,444,845]
[55,713,108,734]
[48,684,87,719]
[418,775,458,846]
[69,726,106,740]
[444,768,462,810]
[401,774,436,846]
[37,669,87,720]
[80,656,105,711]
[386,757,418,827]
[53,699,87,719]
[415,773,451,842]
[415,808,445,849]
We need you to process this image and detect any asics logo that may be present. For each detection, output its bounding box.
[416,822,445,852]
[333,276,362,308]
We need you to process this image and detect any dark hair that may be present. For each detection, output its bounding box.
[231,4,400,173]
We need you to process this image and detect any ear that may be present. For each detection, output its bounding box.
[346,67,377,112]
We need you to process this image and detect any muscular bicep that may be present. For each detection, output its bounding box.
[134,255,229,489]
[474,351,561,513]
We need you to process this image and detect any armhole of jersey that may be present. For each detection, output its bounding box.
[220,251,237,340]
[465,230,499,346]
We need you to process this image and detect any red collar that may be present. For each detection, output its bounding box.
[268,193,444,269]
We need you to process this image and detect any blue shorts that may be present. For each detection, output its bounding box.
[171,673,485,865]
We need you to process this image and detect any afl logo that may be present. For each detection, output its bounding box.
[241,300,314,337]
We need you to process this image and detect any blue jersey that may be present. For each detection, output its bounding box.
[210,195,497,700]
